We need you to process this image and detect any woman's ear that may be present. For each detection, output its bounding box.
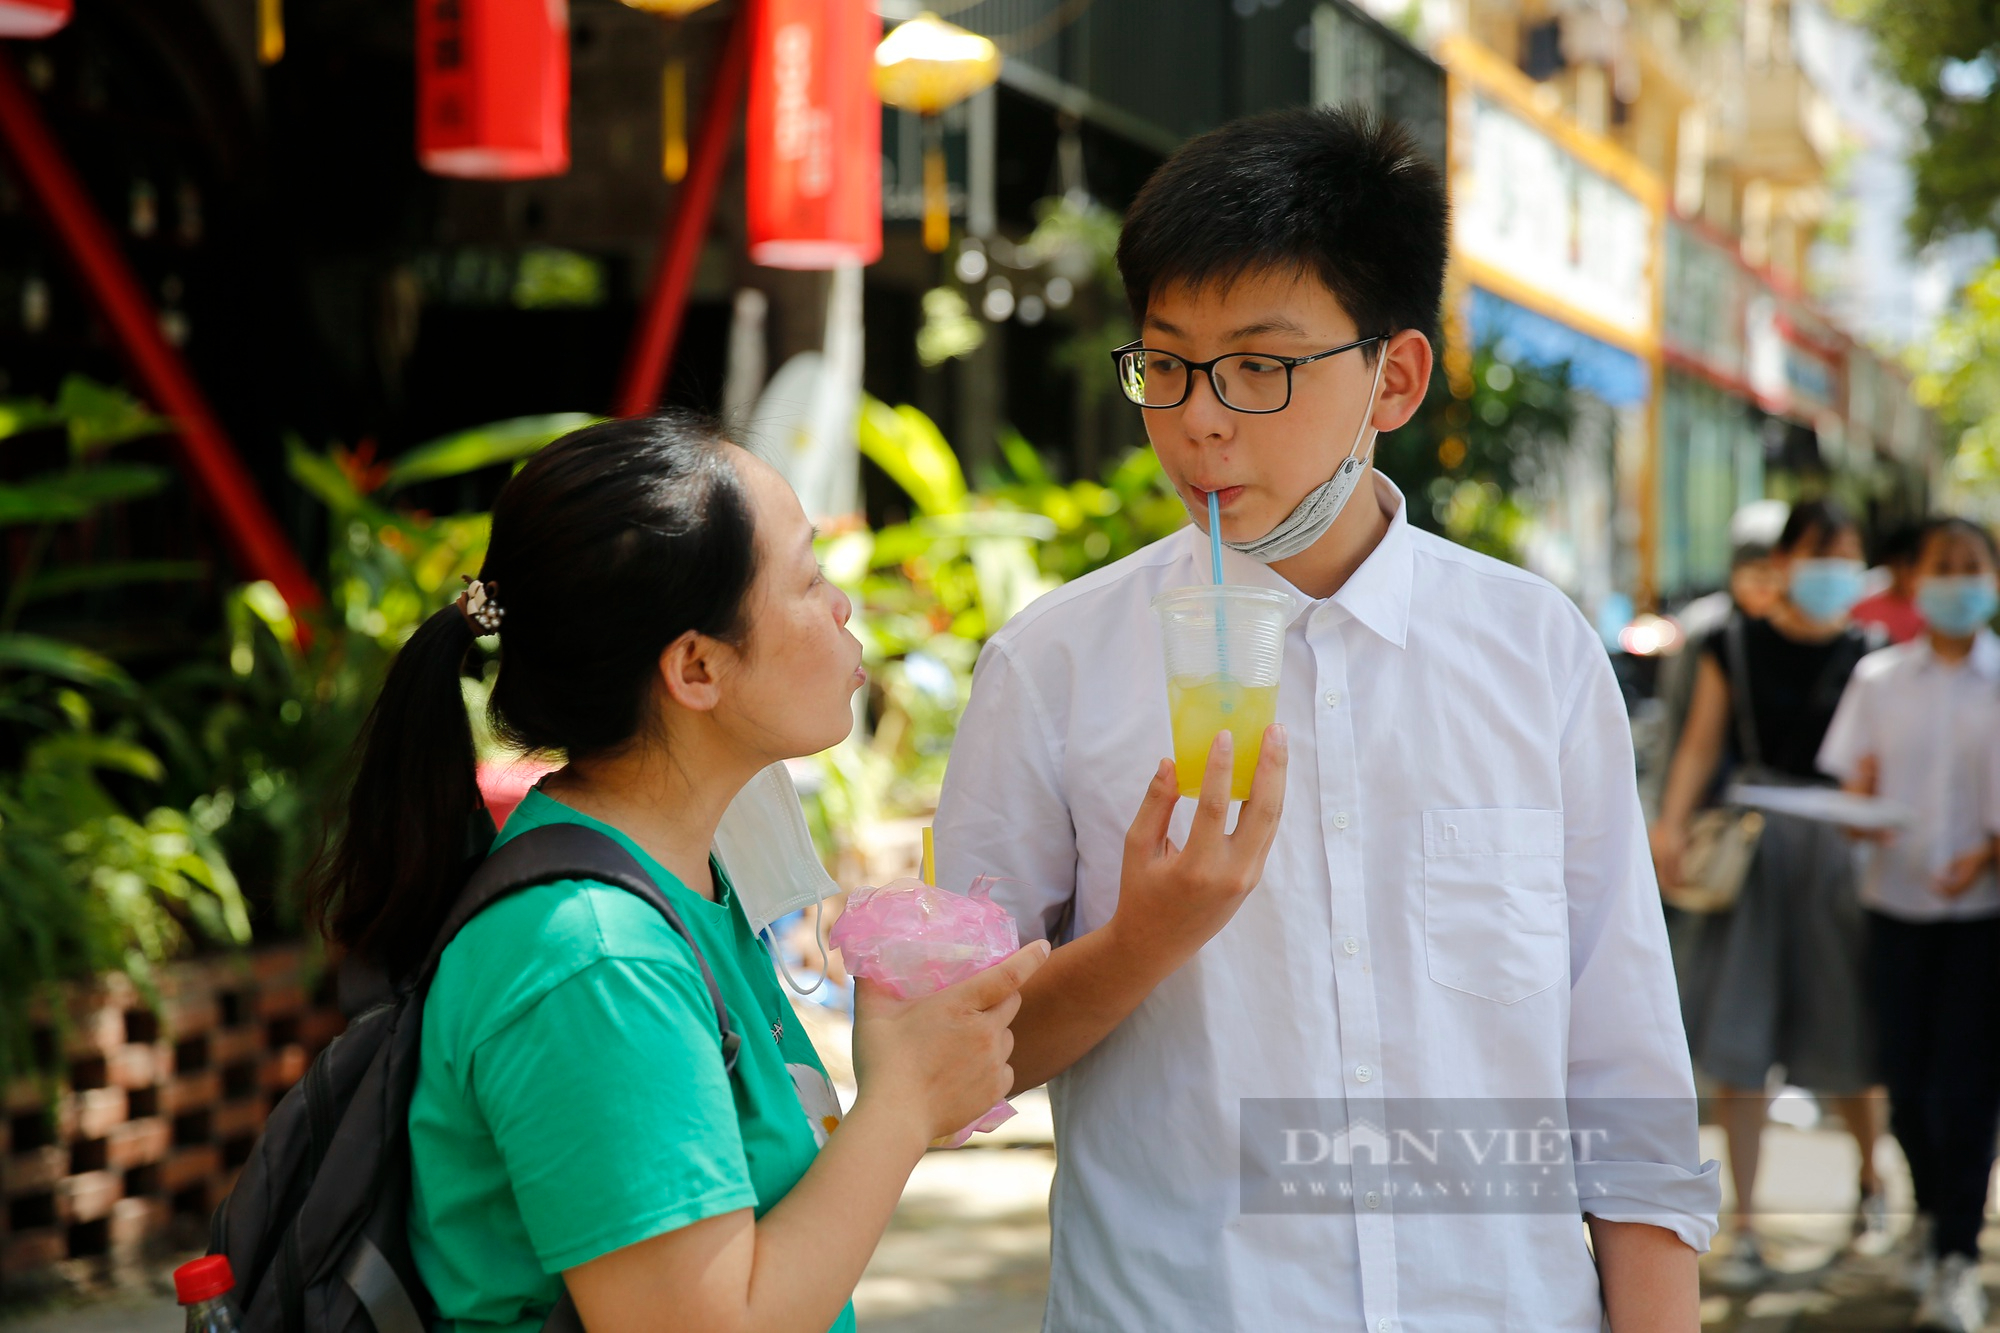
[657,632,725,713]
[1371,329,1435,434]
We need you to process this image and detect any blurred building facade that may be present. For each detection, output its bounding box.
[1358,0,1939,606]
[0,0,1938,622]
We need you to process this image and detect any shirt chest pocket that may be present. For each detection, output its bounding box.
[1423,808,1567,1005]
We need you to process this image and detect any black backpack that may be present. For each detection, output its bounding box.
[209,823,744,1333]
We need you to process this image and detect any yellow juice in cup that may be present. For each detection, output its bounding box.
[1167,674,1279,799]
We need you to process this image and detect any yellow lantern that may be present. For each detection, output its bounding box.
[873,12,1001,252]
[257,0,284,64]
[619,0,724,182]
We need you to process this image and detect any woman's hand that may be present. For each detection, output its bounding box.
[1649,820,1686,895]
[1106,724,1288,976]
[850,941,1050,1143]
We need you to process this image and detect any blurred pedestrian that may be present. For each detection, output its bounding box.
[1651,498,1882,1288]
[1851,522,1928,645]
[1818,516,2000,1333]
[1657,500,1792,763]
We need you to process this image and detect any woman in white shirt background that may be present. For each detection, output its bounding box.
[1819,516,2000,1333]
[1652,501,1882,1287]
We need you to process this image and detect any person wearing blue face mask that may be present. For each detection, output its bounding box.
[1652,498,1884,1289]
[1818,516,2000,1333]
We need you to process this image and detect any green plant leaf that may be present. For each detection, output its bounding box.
[857,397,966,516]
[287,437,365,513]
[0,398,62,441]
[0,634,138,695]
[28,733,166,784]
[54,376,171,453]
[21,560,207,602]
[0,464,172,528]
[998,427,1054,488]
[384,413,598,491]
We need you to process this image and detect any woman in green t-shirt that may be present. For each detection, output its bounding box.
[306,413,1050,1333]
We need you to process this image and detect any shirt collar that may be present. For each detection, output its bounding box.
[1179,470,1413,649]
[1909,629,2000,680]
[1972,630,2000,680]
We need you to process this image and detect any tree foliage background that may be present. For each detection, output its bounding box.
[1841,0,1999,246]
[1843,0,1999,482]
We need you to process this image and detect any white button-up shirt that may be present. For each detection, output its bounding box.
[934,476,1718,1332]
[1818,630,2000,921]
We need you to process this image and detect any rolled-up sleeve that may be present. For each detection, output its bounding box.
[933,635,1079,945]
[1557,630,1721,1253]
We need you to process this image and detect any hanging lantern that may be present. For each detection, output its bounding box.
[745,0,881,270]
[0,0,71,37]
[258,0,285,64]
[661,58,688,181]
[416,0,570,180]
[873,12,1000,252]
[614,0,721,183]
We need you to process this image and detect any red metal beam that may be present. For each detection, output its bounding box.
[613,4,753,418]
[0,44,321,612]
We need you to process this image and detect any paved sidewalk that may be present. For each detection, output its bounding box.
[6,1102,1993,1332]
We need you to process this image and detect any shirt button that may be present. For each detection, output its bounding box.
[1355,1064,1373,1083]
[1364,1190,1382,1209]
[1333,812,1350,830]
[1342,936,1360,955]
[1378,1321,1394,1333]
[1324,690,1341,707]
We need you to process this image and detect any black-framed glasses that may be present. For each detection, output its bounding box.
[1111,335,1385,413]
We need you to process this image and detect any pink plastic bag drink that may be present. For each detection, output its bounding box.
[830,875,1020,1147]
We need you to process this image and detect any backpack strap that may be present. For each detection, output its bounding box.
[1721,613,1765,775]
[416,822,744,1072]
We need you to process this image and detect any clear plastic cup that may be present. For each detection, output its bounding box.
[1151,585,1292,799]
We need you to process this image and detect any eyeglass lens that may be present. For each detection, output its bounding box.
[1118,351,1292,412]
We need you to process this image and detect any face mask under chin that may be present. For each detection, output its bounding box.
[1193,351,1389,566]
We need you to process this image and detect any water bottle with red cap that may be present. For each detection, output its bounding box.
[173,1255,241,1333]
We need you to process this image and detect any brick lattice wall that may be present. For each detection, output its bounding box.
[1,947,345,1293]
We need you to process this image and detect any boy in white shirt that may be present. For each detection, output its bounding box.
[1818,516,2000,1333]
[933,105,1717,1332]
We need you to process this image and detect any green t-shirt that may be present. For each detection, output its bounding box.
[407,787,855,1333]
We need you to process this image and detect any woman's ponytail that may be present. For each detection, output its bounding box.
[307,602,484,980]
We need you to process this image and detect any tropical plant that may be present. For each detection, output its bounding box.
[0,379,246,1084]
[1838,0,1999,246]
[0,388,594,1083]
[183,413,598,915]
[1379,341,1578,562]
[1923,259,2000,495]
[797,398,1183,866]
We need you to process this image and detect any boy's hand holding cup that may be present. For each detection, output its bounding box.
[1110,721,1289,976]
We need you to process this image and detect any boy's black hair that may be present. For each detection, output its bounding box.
[1871,521,1925,567]
[1917,515,2000,568]
[1777,497,1857,556]
[1116,104,1449,349]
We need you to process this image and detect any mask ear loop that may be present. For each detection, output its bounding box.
[769,898,830,998]
[1349,340,1390,467]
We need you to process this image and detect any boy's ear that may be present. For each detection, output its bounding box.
[657,632,724,713]
[1370,329,1434,435]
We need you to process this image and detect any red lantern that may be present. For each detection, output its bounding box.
[416,0,570,180]
[0,0,71,37]
[746,0,880,269]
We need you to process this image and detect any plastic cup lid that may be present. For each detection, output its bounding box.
[175,1255,234,1304]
